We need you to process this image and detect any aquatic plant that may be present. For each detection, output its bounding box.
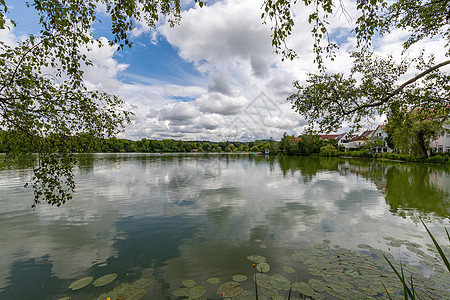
[383,219,449,299]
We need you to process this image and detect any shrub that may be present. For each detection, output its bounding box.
[319,144,339,157]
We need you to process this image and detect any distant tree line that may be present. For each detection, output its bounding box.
[0,131,281,154]
[279,133,339,156]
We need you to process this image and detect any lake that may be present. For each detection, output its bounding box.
[0,154,449,299]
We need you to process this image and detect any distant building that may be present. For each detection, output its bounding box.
[348,130,374,148]
[430,123,450,153]
[289,137,302,145]
[370,125,392,153]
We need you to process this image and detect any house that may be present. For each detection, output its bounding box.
[319,133,355,149]
[336,133,356,150]
[348,130,373,148]
[289,137,302,145]
[319,134,341,141]
[430,123,450,153]
[369,125,392,153]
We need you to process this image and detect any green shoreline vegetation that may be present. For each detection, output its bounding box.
[2,131,448,165]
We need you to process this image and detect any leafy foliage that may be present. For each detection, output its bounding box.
[264,0,450,63]
[0,0,208,206]
[289,51,450,134]
[266,0,450,139]
[386,106,447,158]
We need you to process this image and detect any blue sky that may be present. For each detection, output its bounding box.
[3,0,448,141]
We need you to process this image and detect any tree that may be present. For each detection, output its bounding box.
[289,51,450,134]
[264,0,449,134]
[386,106,447,158]
[0,0,205,207]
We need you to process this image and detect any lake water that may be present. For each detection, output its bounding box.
[0,154,449,299]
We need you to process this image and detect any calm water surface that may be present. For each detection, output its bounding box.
[0,154,449,299]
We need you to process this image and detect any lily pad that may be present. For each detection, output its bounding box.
[183,279,197,288]
[217,281,243,298]
[232,275,247,282]
[260,244,267,249]
[207,277,220,284]
[57,297,70,300]
[113,282,130,292]
[255,239,262,243]
[131,277,154,289]
[270,274,290,291]
[290,251,305,262]
[188,285,206,299]
[96,293,110,300]
[309,278,326,292]
[93,273,118,287]
[233,290,255,300]
[122,288,147,300]
[253,273,272,289]
[256,262,270,273]
[247,254,267,264]
[173,287,189,297]
[292,282,314,296]
[68,276,93,290]
[282,266,295,274]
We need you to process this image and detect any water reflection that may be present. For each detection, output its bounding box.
[0,154,449,299]
[277,156,450,219]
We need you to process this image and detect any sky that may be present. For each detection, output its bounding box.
[2,0,449,141]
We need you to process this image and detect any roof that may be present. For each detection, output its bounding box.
[349,130,373,142]
[319,134,341,140]
[289,137,302,142]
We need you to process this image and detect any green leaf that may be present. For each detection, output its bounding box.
[173,287,189,297]
[183,279,197,288]
[256,262,270,273]
[292,282,314,296]
[270,274,290,291]
[232,275,248,282]
[282,265,295,274]
[217,281,243,297]
[207,277,220,284]
[68,276,93,290]
[187,285,206,299]
[93,273,118,287]
[421,219,450,272]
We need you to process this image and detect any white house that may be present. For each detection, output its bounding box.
[348,130,373,148]
[370,125,392,153]
[336,133,356,150]
[430,123,450,153]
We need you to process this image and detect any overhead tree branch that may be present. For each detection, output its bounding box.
[344,59,450,115]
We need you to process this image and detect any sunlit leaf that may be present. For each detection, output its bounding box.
[187,285,206,299]
[93,273,118,287]
[282,266,295,274]
[131,277,154,289]
[207,277,220,284]
[183,279,197,288]
[256,262,270,273]
[68,276,93,290]
[270,274,290,291]
[232,275,247,282]
[173,287,189,297]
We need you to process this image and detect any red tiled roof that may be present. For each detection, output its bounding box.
[349,130,373,142]
[319,134,341,140]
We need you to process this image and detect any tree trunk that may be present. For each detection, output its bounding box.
[417,132,429,158]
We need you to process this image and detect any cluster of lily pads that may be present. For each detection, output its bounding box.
[169,237,450,299]
[58,273,154,300]
[57,234,450,299]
